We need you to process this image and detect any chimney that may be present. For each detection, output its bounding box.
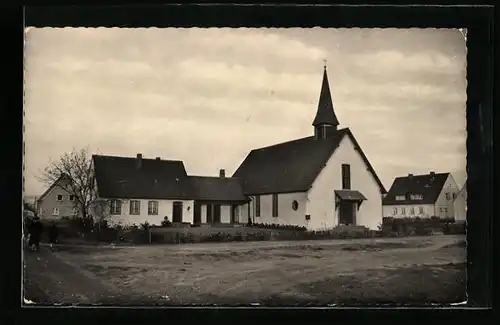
[155,157,161,160]
[136,153,143,169]
[408,173,414,178]
[219,169,226,178]
[430,171,435,176]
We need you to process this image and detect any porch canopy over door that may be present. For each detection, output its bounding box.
[335,190,367,226]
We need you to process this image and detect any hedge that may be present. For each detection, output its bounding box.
[25,215,465,246]
[149,225,375,244]
[247,223,307,231]
[380,217,465,236]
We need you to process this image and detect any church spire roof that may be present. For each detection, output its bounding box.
[312,64,339,127]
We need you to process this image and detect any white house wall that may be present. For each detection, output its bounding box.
[221,205,231,223]
[199,204,241,223]
[453,186,467,221]
[307,135,383,231]
[105,199,194,226]
[200,204,207,223]
[241,192,307,226]
[382,204,435,219]
[240,199,250,222]
[434,174,460,219]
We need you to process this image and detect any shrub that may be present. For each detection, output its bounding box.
[443,222,466,235]
[97,219,110,230]
[234,232,244,241]
[161,216,172,228]
[139,221,150,231]
[381,216,458,236]
[66,215,95,232]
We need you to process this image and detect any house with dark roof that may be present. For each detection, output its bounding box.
[382,172,461,219]
[232,66,387,230]
[453,180,467,221]
[37,174,81,220]
[189,172,249,224]
[92,154,248,226]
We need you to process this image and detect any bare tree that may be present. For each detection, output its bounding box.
[88,198,111,231]
[38,147,100,221]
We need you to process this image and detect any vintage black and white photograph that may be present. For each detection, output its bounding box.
[23,27,467,306]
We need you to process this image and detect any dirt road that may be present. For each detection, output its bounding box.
[24,235,466,306]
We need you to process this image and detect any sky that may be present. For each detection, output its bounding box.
[23,28,467,196]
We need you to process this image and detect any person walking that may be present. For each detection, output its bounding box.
[28,216,44,251]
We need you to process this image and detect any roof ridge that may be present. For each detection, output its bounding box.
[250,136,314,152]
[189,175,238,180]
[93,154,183,163]
[247,128,351,153]
[398,172,450,178]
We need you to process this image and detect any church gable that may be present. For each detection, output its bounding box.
[309,130,387,196]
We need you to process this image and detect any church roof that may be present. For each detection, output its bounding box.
[233,128,387,195]
[382,172,450,205]
[312,66,340,127]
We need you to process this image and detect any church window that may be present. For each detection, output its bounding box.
[272,194,278,217]
[255,195,261,217]
[341,164,351,189]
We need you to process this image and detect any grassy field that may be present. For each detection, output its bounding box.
[23,235,466,306]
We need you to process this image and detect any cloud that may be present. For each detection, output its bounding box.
[194,28,328,61]
[353,50,464,75]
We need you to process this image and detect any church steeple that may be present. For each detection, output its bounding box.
[312,64,340,140]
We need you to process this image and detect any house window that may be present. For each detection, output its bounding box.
[443,208,448,213]
[410,194,423,200]
[69,195,75,201]
[272,194,279,217]
[418,207,424,214]
[52,208,59,216]
[445,192,451,200]
[341,164,351,190]
[130,200,141,215]
[395,195,405,201]
[56,194,63,201]
[110,200,122,215]
[410,207,415,215]
[292,200,299,211]
[392,208,397,215]
[401,207,406,215]
[255,195,261,217]
[148,201,159,215]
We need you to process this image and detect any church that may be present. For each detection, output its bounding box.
[38,66,387,231]
[233,66,387,230]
